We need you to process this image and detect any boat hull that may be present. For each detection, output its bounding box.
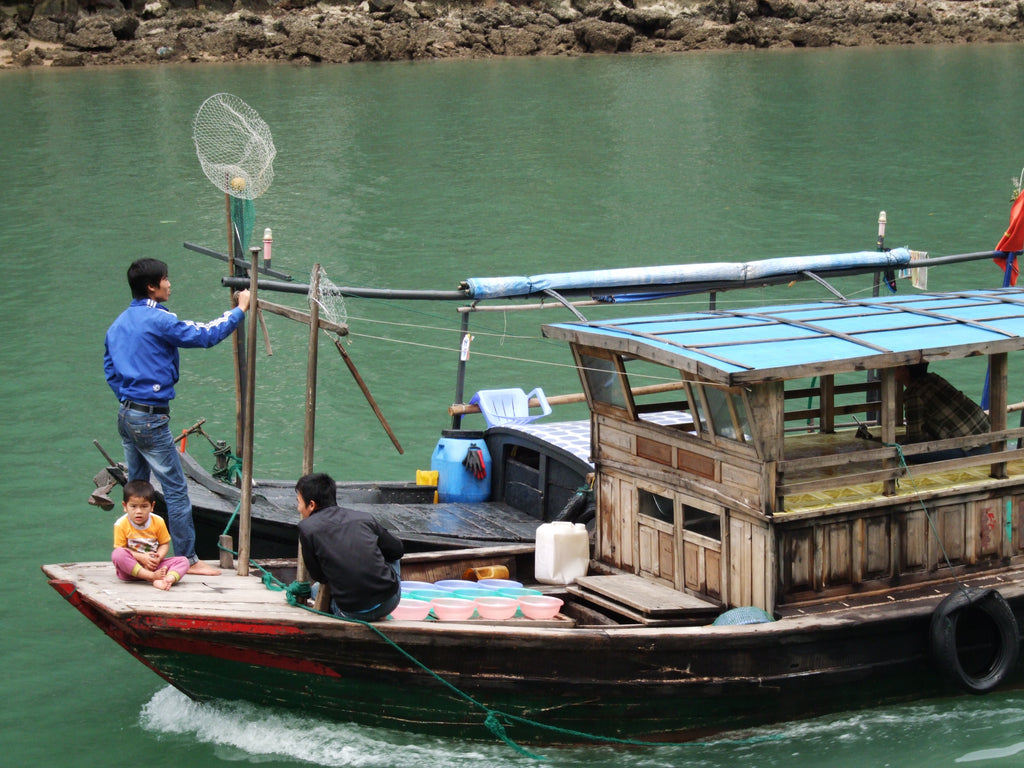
[46,567,1024,743]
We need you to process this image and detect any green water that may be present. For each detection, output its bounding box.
[4,46,1024,767]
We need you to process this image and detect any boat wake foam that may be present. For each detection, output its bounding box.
[137,686,1024,766]
[138,686,502,767]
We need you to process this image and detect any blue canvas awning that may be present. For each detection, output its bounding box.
[462,250,912,300]
[543,289,1024,385]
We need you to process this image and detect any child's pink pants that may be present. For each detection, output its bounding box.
[112,547,189,583]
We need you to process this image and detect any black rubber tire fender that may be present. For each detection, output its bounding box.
[929,587,1020,694]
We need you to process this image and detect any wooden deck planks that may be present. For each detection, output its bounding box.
[42,559,573,627]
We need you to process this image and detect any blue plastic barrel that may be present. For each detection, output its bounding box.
[431,430,491,503]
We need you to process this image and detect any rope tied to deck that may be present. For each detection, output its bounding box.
[217,504,783,758]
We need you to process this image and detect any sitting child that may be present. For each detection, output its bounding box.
[112,479,189,590]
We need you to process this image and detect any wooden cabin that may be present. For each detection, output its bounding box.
[544,289,1024,613]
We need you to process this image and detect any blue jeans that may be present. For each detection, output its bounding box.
[117,404,197,564]
[319,560,402,622]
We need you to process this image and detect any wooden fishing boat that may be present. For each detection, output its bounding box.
[89,245,962,558]
[51,259,1024,747]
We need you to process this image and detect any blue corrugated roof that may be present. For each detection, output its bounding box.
[542,289,1024,384]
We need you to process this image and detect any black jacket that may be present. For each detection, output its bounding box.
[297,505,404,612]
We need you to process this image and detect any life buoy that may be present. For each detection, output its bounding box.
[929,588,1020,694]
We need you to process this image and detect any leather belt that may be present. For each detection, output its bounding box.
[122,400,169,415]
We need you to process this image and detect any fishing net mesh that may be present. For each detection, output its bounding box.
[192,93,276,200]
[312,266,348,329]
[231,196,256,255]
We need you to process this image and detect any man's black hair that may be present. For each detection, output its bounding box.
[127,258,168,300]
[295,472,337,511]
[907,362,929,379]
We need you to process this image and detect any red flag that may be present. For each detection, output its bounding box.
[994,189,1024,286]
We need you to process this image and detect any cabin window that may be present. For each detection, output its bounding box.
[623,357,692,429]
[578,351,630,412]
[702,386,750,441]
[683,504,720,542]
[638,489,675,524]
[686,383,750,442]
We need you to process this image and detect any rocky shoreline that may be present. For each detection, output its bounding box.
[2,0,1023,69]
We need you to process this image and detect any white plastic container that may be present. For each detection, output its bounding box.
[535,521,590,585]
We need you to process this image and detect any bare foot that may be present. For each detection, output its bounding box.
[188,561,221,576]
[153,578,172,591]
[153,566,168,579]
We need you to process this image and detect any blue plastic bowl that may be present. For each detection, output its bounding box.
[477,578,523,590]
[400,580,434,593]
[433,579,478,591]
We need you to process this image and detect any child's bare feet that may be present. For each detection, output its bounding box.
[153,577,173,590]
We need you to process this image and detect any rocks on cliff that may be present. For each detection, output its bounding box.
[1,0,1023,68]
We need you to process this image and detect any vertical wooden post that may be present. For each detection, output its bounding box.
[881,368,898,496]
[237,250,260,576]
[296,264,321,583]
[819,375,835,433]
[989,353,1008,480]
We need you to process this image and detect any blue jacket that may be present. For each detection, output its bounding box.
[104,298,244,405]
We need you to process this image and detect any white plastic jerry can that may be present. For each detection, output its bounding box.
[535,521,590,585]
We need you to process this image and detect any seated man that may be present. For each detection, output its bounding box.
[895,363,991,462]
[296,472,404,621]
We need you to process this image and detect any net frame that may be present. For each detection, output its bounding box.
[312,267,349,329]
[192,93,276,200]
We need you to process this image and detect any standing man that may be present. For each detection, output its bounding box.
[296,472,404,621]
[104,258,250,575]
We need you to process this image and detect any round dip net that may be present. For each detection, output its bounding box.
[311,266,348,329]
[192,93,276,201]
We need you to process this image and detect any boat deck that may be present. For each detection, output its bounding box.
[181,451,545,557]
[44,560,334,623]
[42,558,578,628]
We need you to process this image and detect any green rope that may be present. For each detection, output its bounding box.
[211,447,243,484]
[216,504,783,758]
[883,442,968,592]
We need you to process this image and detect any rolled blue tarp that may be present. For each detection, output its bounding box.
[463,248,912,300]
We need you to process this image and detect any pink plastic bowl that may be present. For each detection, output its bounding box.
[388,598,431,621]
[518,595,564,620]
[474,596,519,620]
[431,597,477,621]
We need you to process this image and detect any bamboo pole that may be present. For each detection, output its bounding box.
[236,254,259,576]
[330,335,403,454]
[296,265,321,583]
[446,380,688,416]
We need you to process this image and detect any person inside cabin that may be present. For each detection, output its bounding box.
[112,480,190,590]
[296,472,404,621]
[894,362,991,462]
[104,258,250,577]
